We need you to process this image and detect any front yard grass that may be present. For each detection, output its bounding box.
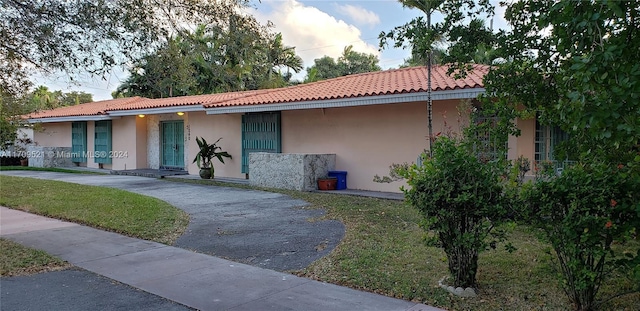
[0,176,189,244]
[289,191,639,311]
[0,238,70,276]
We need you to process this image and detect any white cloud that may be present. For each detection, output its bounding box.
[334,3,381,27]
[252,0,380,78]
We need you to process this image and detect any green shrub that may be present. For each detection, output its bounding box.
[524,160,640,310]
[398,136,514,288]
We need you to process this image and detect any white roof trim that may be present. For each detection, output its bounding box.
[205,88,485,115]
[28,115,118,123]
[108,104,204,116]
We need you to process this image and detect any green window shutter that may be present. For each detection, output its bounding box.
[241,112,281,174]
[71,121,87,162]
[94,120,112,164]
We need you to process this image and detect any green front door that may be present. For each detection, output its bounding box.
[94,121,112,164]
[161,121,184,169]
[71,121,87,163]
[241,112,281,174]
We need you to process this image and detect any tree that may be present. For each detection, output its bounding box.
[27,86,93,111]
[304,45,381,83]
[117,38,196,98]
[488,1,640,309]
[380,1,496,74]
[2,0,254,88]
[382,1,640,304]
[59,91,93,107]
[263,33,304,88]
[337,46,382,76]
[115,24,304,98]
[2,0,255,146]
[399,46,448,68]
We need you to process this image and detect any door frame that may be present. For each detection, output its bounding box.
[160,120,185,170]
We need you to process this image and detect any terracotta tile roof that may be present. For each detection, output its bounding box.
[28,97,145,119]
[27,64,487,119]
[203,64,488,108]
[110,90,269,111]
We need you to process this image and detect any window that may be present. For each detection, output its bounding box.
[535,120,571,173]
[473,110,506,161]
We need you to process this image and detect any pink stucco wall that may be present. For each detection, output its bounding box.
[135,116,148,168]
[111,116,143,170]
[517,117,536,176]
[281,100,467,192]
[186,111,243,178]
[29,101,539,189]
[33,122,71,147]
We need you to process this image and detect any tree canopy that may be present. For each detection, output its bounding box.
[1,0,256,96]
[304,45,381,83]
[115,25,304,98]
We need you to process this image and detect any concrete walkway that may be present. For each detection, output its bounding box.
[0,207,439,311]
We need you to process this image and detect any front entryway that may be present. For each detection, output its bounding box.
[160,120,184,169]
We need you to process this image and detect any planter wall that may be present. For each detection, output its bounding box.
[249,153,336,191]
[27,146,74,168]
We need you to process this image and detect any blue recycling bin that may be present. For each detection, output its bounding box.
[328,171,347,190]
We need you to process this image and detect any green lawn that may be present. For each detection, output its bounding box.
[286,192,639,311]
[0,176,189,244]
[0,238,70,276]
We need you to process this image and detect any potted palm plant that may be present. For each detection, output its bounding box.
[192,137,232,179]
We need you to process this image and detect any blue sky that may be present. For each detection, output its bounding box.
[36,0,509,101]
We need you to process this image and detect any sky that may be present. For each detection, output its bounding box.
[35,0,510,101]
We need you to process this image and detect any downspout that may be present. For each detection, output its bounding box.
[427,9,433,156]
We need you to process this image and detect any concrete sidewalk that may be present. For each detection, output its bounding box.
[1,207,440,311]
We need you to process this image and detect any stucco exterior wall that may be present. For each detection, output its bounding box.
[281,100,466,193]
[136,116,148,168]
[111,116,138,170]
[187,111,243,178]
[33,122,71,147]
[147,115,160,169]
[516,117,536,176]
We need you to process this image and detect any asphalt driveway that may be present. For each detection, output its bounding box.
[0,171,345,271]
[1,268,193,311]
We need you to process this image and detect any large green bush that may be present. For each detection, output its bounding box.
[525,160,640,310]
[399,136,513,288]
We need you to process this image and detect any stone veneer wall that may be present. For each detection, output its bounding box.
[27,146,74,168]
[249,153,336,191]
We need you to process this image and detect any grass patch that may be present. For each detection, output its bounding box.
[0,176,189,244]
[0,166,106,174]
[167,178,639,310]
[0,238,71,276]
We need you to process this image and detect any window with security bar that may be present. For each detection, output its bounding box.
[534,119,572,174]
[473,113,506,162]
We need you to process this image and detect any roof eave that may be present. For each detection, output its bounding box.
[28,115,118,123]
[108,104,205,116]
[204,88,485,115]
